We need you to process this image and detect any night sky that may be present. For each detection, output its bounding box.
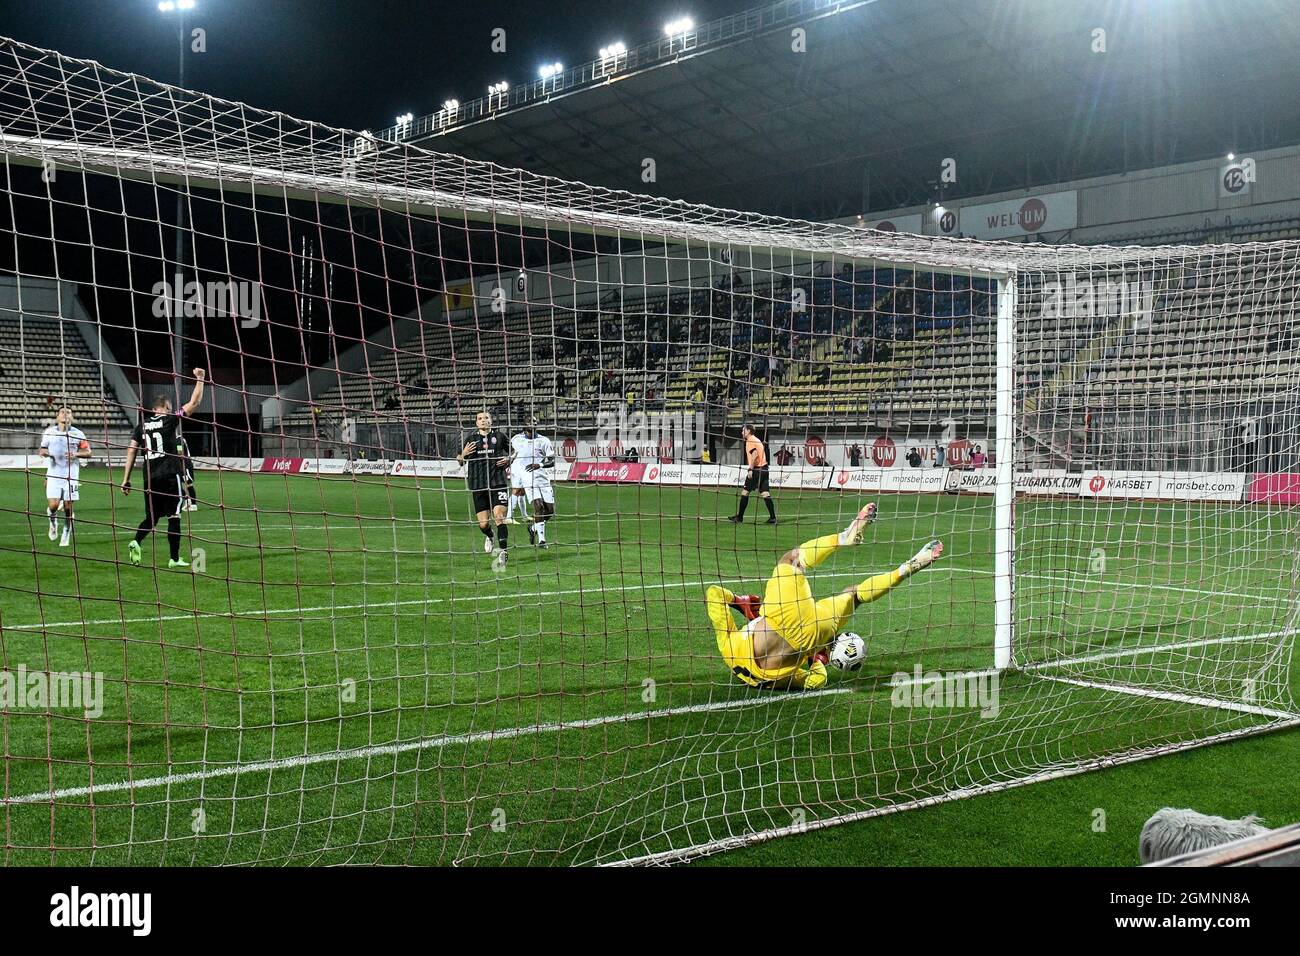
[0,0,761,136]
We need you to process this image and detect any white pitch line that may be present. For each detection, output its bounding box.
[2,567,883,633]
[1,687,849,806]
[1023,627,1298,670]
[2,564,1287,636]
[885,627,1298,689]
[1032,673,1299,721]
[0,511,745,542]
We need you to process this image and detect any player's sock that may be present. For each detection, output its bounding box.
[854,541,944,604]
[534,521,546,543]
[48,506,58,526]
[763,496,777,520]
[854,569,904,605]
[496,524,508,551]
[797,532,842,568]
[735,495,750,519]
[167,518,181,562]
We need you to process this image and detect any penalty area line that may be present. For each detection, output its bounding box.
[2,687,849,806]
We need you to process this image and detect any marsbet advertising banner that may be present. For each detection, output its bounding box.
[136,459,1280,506]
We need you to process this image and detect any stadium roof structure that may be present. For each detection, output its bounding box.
[0,31,1287,283]
[382,0,1300,222]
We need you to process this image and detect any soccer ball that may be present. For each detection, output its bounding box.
[828,632,866,672]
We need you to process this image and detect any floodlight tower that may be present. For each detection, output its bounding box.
[157,0,197,392]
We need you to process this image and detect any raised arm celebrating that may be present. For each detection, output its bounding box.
[182,368,207,416]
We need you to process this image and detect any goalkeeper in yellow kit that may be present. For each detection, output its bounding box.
[706,502,944,690]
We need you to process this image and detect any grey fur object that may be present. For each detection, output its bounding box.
[1140,808,1270,864]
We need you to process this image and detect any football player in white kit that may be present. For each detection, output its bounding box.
[505,452,531,526]
[510,418,556,548]
[39,406,92,547]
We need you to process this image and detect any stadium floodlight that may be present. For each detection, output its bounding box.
[538,62,564,80]
[599,42,627,60]
[442,99,460,112]
[488,81,509,94]
[395,112,414,127]
[1228,152,1236,161]
[664,17,694,37]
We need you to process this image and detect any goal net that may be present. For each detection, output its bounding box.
[0,37,1296,865]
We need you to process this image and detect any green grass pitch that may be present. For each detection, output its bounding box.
[0,467,1295,865]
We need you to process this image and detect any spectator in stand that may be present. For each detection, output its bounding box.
[847,443,863,467]
[971,445,986,469]
[934,441,945,468]
[906,447,922,468]
[774,444,795,466]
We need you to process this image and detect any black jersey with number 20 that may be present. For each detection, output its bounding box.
[132,413,184,485]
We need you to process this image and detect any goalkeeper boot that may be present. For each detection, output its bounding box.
[729,594,763,622]
[838,502,879,546]
[127,539,142,566]
[48,519,58,541]
[902,539,944,578]
[169,557,190,570]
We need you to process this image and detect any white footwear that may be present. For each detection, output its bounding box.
[839,502,879,546]
[184,501,199,512]
[483,536,495,553]
[493,549,508,572]
[902,539,944,577]
[503,516,517,525]
[48,522,58,541]
[59,533,70,548]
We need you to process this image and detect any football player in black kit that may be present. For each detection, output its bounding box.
[121,369,206,569]
[456,410,514,571]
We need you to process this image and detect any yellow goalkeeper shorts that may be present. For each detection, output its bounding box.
[761,563,855,653]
